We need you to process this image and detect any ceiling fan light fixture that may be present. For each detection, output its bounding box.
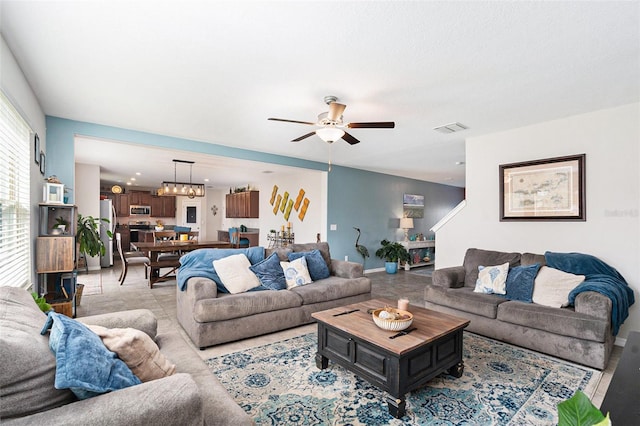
[316,127,345,143]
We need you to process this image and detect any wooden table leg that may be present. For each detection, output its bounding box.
[386,394,406,419]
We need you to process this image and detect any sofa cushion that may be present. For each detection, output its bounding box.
[290,276,371,305]
[265,247,292,261]
[288,249,331,281]
[473,263,509,294]
[281,256,313,289]
[192,290,303,322]
[424,285,508,319]
[463,248,521,288]
[502,263,541,303]
[290,242,332,270]
[497,301,608,342]
[532,266,585,308]
[521,252,546,267]
[41,312,141,400]
[87,325,176,382]
[0,287,77,419]
[249,252,287,290]
[213,254,262,294]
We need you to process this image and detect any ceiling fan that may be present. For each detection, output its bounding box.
[268,96,395,145]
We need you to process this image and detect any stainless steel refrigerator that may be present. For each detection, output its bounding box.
[99,199,116,267]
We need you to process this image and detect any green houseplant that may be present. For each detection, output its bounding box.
[375,239,410,274]
[557,390,610,426]
[77,214,112,258]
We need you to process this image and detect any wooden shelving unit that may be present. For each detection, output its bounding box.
[37,204,77,317]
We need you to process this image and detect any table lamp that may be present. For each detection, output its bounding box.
[399,217,414,242]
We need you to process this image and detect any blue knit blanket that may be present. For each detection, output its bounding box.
[177,246,265,291]
[545,251,635,335]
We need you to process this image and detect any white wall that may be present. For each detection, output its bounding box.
[1,35,47,288]
[209,169,326,246]
[437,103,640,340]
[75,163,102,271]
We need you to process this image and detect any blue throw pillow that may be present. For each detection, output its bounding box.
[173,226,191,233]
[503,263,541,303]
[40,312,141,400]
[288,249,330,281]
[249,252,287,290]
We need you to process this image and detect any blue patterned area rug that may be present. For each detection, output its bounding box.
[206,332,601,425]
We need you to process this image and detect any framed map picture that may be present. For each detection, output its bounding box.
[499,154,585,221]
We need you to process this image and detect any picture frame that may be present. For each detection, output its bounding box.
[403,193,424,218]
[39,151,46,175]
[34,133,40,164]
[499,154,586,221]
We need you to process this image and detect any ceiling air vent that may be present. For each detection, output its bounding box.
[433,122,468,134]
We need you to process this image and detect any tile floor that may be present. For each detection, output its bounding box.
[75,261,620,408]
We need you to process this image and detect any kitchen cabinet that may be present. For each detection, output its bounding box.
[129,191,152,206]
[114,193,130,217]
[225,191,259,218]
[151,195,176,217]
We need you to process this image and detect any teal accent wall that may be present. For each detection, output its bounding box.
[45,116,328,199]
[46,116,464,270]
[327,166,465,269]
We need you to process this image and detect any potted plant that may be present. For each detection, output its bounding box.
[77,213,112,262]
[53,216,69,235]
[557,390,610,426]
[375,239,410,274]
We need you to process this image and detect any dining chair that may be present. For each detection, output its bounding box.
[228,227,250,248]
[116,232,150,285]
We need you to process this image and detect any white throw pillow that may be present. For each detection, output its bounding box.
[212,253,262,294]
[87,325,176,382]
[532,266,585,308]
[473,263,509,295]
[280,256,313,289]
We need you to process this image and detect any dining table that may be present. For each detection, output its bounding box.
[131,240,231,288]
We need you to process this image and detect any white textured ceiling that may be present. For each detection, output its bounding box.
[2,1,639,189]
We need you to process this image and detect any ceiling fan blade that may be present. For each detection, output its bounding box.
[268,118,316,126]
[291,131,317,142]
[341,131,361,145]
[327,102,346,122]
[346,121,395,129]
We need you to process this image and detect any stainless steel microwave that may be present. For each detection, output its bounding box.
[130,205,151,216]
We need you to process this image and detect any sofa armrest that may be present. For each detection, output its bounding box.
[77,309,157,339]
[574,291,612,323]
[4,374,203,426]
[330,259,364,279]
[432,266,466,288]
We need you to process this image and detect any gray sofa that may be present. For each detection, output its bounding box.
[177,242,372,349]
[424,248,614,370]
[0,287,252,426]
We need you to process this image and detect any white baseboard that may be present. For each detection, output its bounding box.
[364,267,385,274]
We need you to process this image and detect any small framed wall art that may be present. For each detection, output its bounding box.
[499,154,585,221]
[34,133,40,164]
[39,151,46,175]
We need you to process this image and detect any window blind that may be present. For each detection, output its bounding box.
[0,91,31,288]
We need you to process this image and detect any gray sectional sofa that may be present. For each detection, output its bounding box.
[424,248,615,369]
[0,287,252,426]
[177,242,372,349]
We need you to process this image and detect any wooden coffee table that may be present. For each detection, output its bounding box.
[312,298,470,418]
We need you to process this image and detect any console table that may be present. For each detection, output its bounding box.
[599,331,639,423]
[399,240,435,269]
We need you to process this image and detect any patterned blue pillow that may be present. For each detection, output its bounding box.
[249,252,287,290]
[503,263,541,303]
[287,250,330,281]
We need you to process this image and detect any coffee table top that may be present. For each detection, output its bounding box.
[312,298,470,355]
